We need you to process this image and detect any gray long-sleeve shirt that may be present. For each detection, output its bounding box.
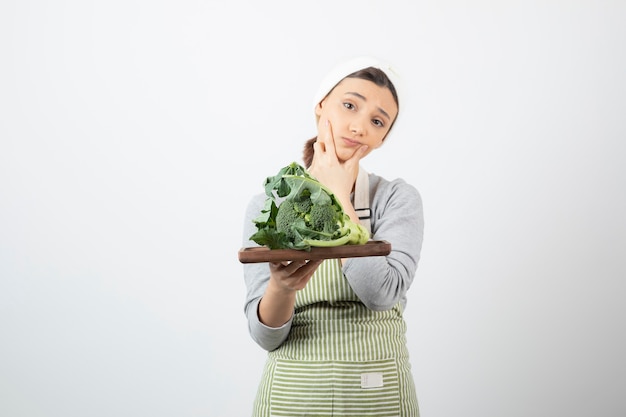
[242,171,424,351]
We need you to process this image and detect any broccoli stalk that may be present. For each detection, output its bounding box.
[250,162,370,250]
[303,213,369,247]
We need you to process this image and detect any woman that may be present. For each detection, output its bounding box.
[242,56,424,416]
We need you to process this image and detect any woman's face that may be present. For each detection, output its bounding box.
[315,77,398,162]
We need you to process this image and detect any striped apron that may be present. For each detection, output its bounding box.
[252,259,420,417]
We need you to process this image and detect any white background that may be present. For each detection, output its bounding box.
[1,1,625,416]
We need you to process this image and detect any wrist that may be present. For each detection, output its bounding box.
[267,277,298,297]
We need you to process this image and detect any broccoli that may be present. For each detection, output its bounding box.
[309,203,339,235]
[293,197,312,214]
[275,200,305,241]
[249,162,370,250]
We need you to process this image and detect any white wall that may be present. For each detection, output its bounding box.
[1,1,624,416]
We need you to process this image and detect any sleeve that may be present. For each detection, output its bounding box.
[342,178,424,311]
[242,193,293,351]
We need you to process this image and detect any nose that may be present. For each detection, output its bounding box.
[349,117,365,136]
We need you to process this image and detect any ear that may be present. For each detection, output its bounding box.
[315,100,323,118]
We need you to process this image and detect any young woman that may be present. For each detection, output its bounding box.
[242,56,424,416]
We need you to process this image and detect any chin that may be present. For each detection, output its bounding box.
[336,149,356,163]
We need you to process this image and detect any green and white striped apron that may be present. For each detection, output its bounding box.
[252,259,420,417]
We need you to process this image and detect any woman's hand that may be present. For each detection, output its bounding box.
[258,259,323,327]
[269,259,323,292]
[308,120,368,203]
[308,119,367,225]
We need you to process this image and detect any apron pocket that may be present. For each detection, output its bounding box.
[270,358,400,417]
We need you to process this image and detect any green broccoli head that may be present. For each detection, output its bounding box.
[251,162,370,250]
[293,196,312,214]
[309,203,340,237]
[276,199,338,243]
[275,200,305,241]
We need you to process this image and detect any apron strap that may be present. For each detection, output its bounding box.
[354,165,372,236]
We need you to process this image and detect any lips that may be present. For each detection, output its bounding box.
[341,137,361,147]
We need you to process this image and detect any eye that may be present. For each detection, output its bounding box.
[343,102,355,110]
[372,119,384,128]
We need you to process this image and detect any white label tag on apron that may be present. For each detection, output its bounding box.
[361,372,384,389]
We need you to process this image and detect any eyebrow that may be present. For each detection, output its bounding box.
[346,92,391,121]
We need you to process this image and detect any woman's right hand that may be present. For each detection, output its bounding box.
[269,259,323,292]
[258,259,323,327]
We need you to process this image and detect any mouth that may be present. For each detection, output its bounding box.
[341,137,362,147]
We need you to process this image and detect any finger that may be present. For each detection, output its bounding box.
[312,137,325,154]
[284,260,306,274]
[323,120,339,160]
[285,259,321,276]
[315,118,327,146]
[311,120,339,172]
[345,143,369,169]
[292,260,324,287]
[299,259,323,276]
[269,260,304,276]
[270,260,296,269]
[315,119,334,151]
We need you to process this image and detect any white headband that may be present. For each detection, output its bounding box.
[312,56,403,113]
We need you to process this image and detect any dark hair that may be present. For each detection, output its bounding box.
[302,67,399,168]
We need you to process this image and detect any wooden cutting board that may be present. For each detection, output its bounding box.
[238,240,391,264]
